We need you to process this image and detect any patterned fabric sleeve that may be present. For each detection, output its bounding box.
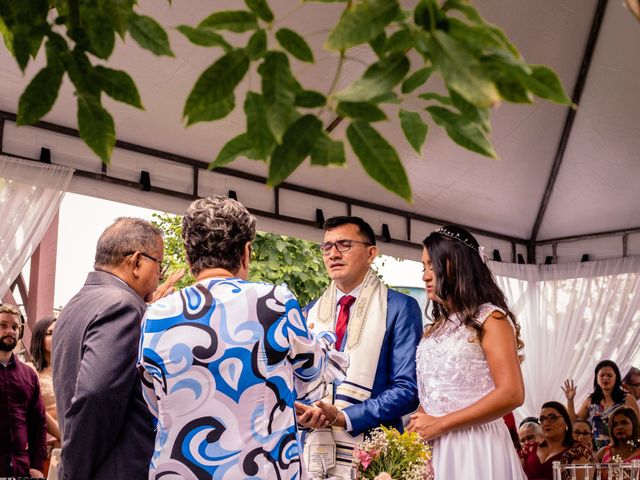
[280,286,349,403]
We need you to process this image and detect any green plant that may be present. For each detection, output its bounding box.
[151,212,329,306]
[0,0,571,201]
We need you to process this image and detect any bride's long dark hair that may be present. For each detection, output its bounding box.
[422,226,524,351]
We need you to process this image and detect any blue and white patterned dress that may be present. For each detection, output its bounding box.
[138,278,347,480]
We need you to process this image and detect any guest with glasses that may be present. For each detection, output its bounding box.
[572,419,595,450]
[520,401,594,480]
[563,360,640,449]
[622,367,640,408]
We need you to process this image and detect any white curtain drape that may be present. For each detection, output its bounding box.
[0,155,74,299]
[490,258,640,419]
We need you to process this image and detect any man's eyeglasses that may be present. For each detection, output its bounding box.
[319,239,371,255]
[123,251,168,278]
[538,414,561,424]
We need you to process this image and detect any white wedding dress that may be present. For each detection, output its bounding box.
[416,303,526,479]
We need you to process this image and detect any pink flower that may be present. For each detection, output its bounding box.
[374,473,392,480]
[357,450,372,469]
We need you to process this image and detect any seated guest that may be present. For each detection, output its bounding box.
[564,360,640,449]
[596,406,640,464]
[573,419,594,450]
[138,195,348,480]
[520,401,594,480]
[519,421,544,446]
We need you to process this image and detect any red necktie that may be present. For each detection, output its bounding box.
[335,295,356,351]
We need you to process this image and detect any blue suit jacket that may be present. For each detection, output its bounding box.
[306,289,423,436]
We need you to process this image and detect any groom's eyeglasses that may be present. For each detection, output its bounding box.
[319,239,371,255]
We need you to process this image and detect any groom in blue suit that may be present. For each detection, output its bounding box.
[299,216,423,478]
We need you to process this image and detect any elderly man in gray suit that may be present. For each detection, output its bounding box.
[53,217,166,480]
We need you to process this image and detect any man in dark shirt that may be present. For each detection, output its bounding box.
[0,303,47,478]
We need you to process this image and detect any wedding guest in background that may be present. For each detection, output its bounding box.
[519,421,544,446]
[53,217,166,480]
[563,360,640,449]
[0,303,47,479]
[138,196,348,480]
[520,416,541,428]
[572,419,594,450]
[30,316,61,474]
[520,401,594,480]
[300,216,422,480]
[596,406,640,464]
[409,225,526,479]
[622,367,640,407]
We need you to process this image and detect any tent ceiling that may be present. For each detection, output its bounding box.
[1,0,639,262]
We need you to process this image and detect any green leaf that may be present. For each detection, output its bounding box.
[418,92,452,105]
[199,10,257,33]
[94,66,143,109]
[245,0,274,22]
[385,29,413,54]
[81,5,115,59]
[346,121,411,201]
[449,88,489,133]
[12,34,31,71]
[258,51,300,141]
[311,132,346,166]
[399,109,428,154]
[295,90,326,108]
[326,0,400,51]
[184,49,249,125]
[211,133,255,168]
[337,101,387,122]
[0,15,15,55]
[104,0,134,38]
[447,18,516,57]
[244,92,276,159]
[401,66,433,93]
[520,65,572,105]
[426,105,497,158]
[369,32,386,58]
[129,14,174,56]
[77,95,115,163]
[177,25,232,51]
[267,115,323,186]
[17,66,64,125]
[482,54,532,103]
[335,54,410,102]
[419,30,499,108]
[276,28,314,63]
[246,29,267,59]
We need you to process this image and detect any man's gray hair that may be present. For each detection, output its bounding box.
[624,366,640,383]
[182,196,256,276]
[94,217,163,268]
[520,421,543,434]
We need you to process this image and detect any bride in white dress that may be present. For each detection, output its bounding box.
[408,226,527,479]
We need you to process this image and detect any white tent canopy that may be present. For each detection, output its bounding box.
[1,0,639,263]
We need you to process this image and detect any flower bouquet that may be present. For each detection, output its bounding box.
[352,426,433,480]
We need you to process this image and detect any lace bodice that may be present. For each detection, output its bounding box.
[416,304,506,416]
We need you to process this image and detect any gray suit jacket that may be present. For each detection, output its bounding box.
[52,271,155,480]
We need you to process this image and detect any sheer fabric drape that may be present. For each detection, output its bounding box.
[0,155,74,299]
[491,258,640,418]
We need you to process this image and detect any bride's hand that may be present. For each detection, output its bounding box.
[407,410,446,441]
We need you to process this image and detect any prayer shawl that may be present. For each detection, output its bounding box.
[304,269,387,479]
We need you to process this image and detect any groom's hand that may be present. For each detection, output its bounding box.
[314,401,346,428]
